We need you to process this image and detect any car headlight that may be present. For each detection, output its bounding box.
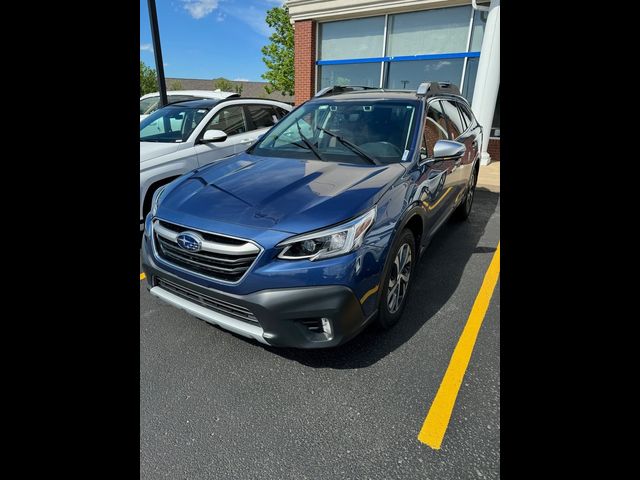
[151,186,166,216]
[277,207,376,261]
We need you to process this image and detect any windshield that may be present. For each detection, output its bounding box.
[250,99,419,165]
[140,97,159,115]
[140,105,210,143]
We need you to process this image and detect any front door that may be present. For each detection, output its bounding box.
[194,104,248,167]
[417,99,458,232]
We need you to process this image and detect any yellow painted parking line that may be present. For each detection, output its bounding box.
[140,273,146,281]
[417,242,500,449]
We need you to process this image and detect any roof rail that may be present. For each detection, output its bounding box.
[314,85,380,98]
[416,81,461,97]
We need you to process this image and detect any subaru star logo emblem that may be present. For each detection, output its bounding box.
[176,232,202,252]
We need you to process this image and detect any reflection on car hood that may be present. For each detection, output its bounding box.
[157,152,406,234]
[140,142,182,163]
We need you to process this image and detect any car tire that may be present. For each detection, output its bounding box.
[454,164,478,221]
[376,229,416,330]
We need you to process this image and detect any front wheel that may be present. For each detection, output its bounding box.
[376,229,416,330]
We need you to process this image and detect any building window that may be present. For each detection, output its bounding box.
[385,58,465,91]
[386,6,471,56]
[462,57,479,103]
[470,8,488,51]
[491,88,500,137]
[316,5,488,103]
[318,63,382,90]
[318,16,385,60]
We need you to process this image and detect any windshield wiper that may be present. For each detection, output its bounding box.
[296,120,324,161]
[316,127,379,166]
[290,141,312,151]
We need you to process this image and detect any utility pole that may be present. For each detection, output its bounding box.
[147,0,167,107]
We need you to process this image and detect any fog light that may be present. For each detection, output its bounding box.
[321,318,333,338]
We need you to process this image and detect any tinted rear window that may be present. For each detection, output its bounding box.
[246,105,278,129]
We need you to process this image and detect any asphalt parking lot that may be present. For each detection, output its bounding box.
[140,188,500,479]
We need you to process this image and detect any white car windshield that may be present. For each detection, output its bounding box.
[140,97,159,115]
[140,105,210,143]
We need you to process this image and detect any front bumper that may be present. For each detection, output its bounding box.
[142,241,375,348]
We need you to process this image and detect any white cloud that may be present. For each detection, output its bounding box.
[182,0,219,20]
[265,0,286,5]
[140,43,153,53]
[216,12,225,22]
[433,61,452,71]
[223,5,272,37]
[233,78,249,81]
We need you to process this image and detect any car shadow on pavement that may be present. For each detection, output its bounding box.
[263,190,500,369]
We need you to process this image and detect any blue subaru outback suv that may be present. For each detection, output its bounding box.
[142,82,482,348]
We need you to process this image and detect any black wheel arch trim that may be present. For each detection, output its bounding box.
[374,204,423,302]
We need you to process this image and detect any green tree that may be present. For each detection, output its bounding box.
[140,61,158,95]
[169,80,183,90]
[261,5,294,97]
[234,83,243,95]
[213,77,234,91]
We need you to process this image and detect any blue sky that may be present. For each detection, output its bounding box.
[140,0,285,81]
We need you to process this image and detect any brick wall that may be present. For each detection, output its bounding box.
[488,138,500,162]
[294,20,316,105]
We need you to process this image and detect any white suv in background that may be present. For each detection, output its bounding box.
[139,90,239,121]
[140,97,292,230]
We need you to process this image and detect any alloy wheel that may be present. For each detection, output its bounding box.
[387,243,412,314]
[466,170,476,214]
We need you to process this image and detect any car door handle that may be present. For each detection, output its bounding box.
[472,140,478,149]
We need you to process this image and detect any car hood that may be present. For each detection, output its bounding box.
[157,152,406,234]
[140,142,182,163]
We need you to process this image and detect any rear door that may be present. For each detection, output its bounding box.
[417,99,458,231]
[193,104,249,166]
[440,99,470,207]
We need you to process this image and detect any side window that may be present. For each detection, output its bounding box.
[275,106,290,119]
[206,105,247,136]
[458,103,474,129]
[441,100,464,139]
[422,100,449,157]
[246,104,278,130]
[456,103,468,131]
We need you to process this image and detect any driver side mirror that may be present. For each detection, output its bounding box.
[201,129,228,143]
[433,140,466,160]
